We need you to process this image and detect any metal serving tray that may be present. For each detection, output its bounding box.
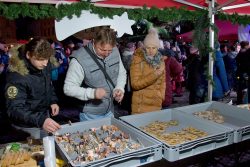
[120,109,234,162]
[176,101,250,143]
[54,117,162,167]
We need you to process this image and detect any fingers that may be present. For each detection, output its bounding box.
[43,118,61,133]
[51,108,59,116]
[113,89,124,103]
[51,104,60,116]
[95,88,106,99]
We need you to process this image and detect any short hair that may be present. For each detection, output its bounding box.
[240,41,249,49]
[93,27,117,47]
[24,37,54,59]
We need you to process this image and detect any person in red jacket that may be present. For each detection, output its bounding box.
[160,50,183,108]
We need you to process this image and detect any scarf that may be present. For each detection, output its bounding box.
[143,49,162,68]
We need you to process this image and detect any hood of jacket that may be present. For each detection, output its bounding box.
[8,47,59,76]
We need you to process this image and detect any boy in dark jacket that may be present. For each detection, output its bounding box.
[5,38,61,139]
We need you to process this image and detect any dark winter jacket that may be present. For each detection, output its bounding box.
[236,48,250,77]
[5,52,58,128]
[186,53,207,104]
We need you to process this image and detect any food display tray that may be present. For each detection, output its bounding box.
[120,109,234,162]
[54,117,162,167]
[176,101,250,143]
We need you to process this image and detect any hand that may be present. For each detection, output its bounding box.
[59,59,63,64]
[224,90,230,97]
[43,118,61,133]
[113,89,124,103]
[95,88,107,99]
[155,64,165,76]
[50,104,59,116]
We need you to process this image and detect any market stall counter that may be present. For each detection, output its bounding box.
[2,101,250,167]
[120,109,234,162]
[176,101,250,143]
[54,117,162,167]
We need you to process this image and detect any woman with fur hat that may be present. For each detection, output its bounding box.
[130,28,166,114]
[5,38,61,139]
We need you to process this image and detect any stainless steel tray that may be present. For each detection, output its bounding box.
[176,101,250,143]
[54,117,162,167]
[120,109,234,162]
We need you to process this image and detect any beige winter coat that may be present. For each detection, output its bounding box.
[130,48,166,114]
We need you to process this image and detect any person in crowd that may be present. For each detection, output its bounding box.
[213,42,230,101]
[63,40,76,57]
[0,41,9,74]
[50,41,69,106]
[223,44,238,91]
[136,41,144,49]
[122,42,136,71]
[160,49,183,108]
[162,41,175,57]
[0,40,11,137]
[130,28,165,114]
[5,38,61,139]
[236,41,250,104]
[63,27,127,121]
[121,42,136,114]
[220,44,228,57]
[178,41,189,57]
[50,41,68,81]
[171,45,185,97]
[185,47,207,104]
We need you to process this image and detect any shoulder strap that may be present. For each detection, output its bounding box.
[84,46,115,88]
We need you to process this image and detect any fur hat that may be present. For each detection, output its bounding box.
[143,28,161,48]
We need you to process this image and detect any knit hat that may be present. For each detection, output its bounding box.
[143,28,161,48]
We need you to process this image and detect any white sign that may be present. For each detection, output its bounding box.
[55,9,135,41]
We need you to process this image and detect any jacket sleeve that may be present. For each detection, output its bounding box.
[64,58,95,100]
[161,61,166,101]
[50,83,58,105]
[170,57,183,77]
[5,77,48,128]
[130,49,161,90]
[115,54,127,93]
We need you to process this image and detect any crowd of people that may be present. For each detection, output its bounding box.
[0,27,249,142]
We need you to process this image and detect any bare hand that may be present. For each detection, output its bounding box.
[113,89,124,103]
[59,59,63,64]
[50,104,59,116]
[43,118,61,133]
[155,64,165,76]
[95,88,107,99]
